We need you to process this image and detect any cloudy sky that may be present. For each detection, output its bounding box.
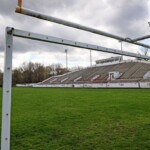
[0,0,150,70]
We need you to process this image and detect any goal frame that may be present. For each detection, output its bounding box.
[1,26,150,150]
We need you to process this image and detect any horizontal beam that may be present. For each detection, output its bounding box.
[15,6,150,49]
[11,27,150,60]
[132,35,150,42]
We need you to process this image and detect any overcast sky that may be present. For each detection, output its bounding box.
[0,0,150,70]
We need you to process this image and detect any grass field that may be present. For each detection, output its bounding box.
[0,88,150,150]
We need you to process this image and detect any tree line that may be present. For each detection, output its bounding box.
[0,62,69,86]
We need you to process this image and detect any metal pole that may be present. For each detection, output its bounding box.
[18,0,22,7]
[12,28,150,60]
[131,21,150,42]
[146,48,148,56]
[120,41,123,60]
[15,6,150,49]
[65,49,68,70]
[90,49,92,67]
[132,35,150,42]
[1,27,13,150]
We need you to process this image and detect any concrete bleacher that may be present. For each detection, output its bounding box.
[39,76,57,84]
[130,63,150,79]
[38,61,150,85]
[120,62,143,79]
[63,69,86,83]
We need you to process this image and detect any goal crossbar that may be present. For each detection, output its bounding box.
[13,28,150,59]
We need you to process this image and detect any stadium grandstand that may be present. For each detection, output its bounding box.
[32,57,150,88]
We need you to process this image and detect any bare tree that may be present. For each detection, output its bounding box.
[136,47,149,61]
[33,63,47,82]
[11,62,68,85]
[49,63,66,75]
[12,68,22,85]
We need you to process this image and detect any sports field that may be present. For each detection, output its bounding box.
[0,88,149,150]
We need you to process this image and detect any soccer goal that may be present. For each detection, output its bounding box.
[1,1,150,150]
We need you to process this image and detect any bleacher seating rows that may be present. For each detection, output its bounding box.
[40,62,150,84]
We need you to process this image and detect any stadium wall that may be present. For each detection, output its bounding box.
[139,82,150,88]
[16,82,150,88]
[107,82,139,88]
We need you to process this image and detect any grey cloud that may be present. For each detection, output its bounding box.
[0,0,16,16]
[13,38,68,53]
[0,0,78,15]
[0,0,81,54]
[107,0,149,37]
[0,0,149,69]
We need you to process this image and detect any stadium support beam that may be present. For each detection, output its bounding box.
[15,6,150,49]
[132,35,150,42]
[1,27,13,150]
[13,28,150,60]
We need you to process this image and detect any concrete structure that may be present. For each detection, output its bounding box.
[34,60,150,88]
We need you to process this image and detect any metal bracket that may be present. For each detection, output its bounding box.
[6,27,14,34]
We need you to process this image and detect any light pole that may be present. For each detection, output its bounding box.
[119,40,123,61]
[65,49,68,70]
[90,49,92,67]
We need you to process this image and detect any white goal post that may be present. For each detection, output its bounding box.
[1,26,150,150]
[1,1,150,149]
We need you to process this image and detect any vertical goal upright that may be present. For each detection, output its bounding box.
[1,27,13,150]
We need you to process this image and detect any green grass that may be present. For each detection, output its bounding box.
[0,88,150,150]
